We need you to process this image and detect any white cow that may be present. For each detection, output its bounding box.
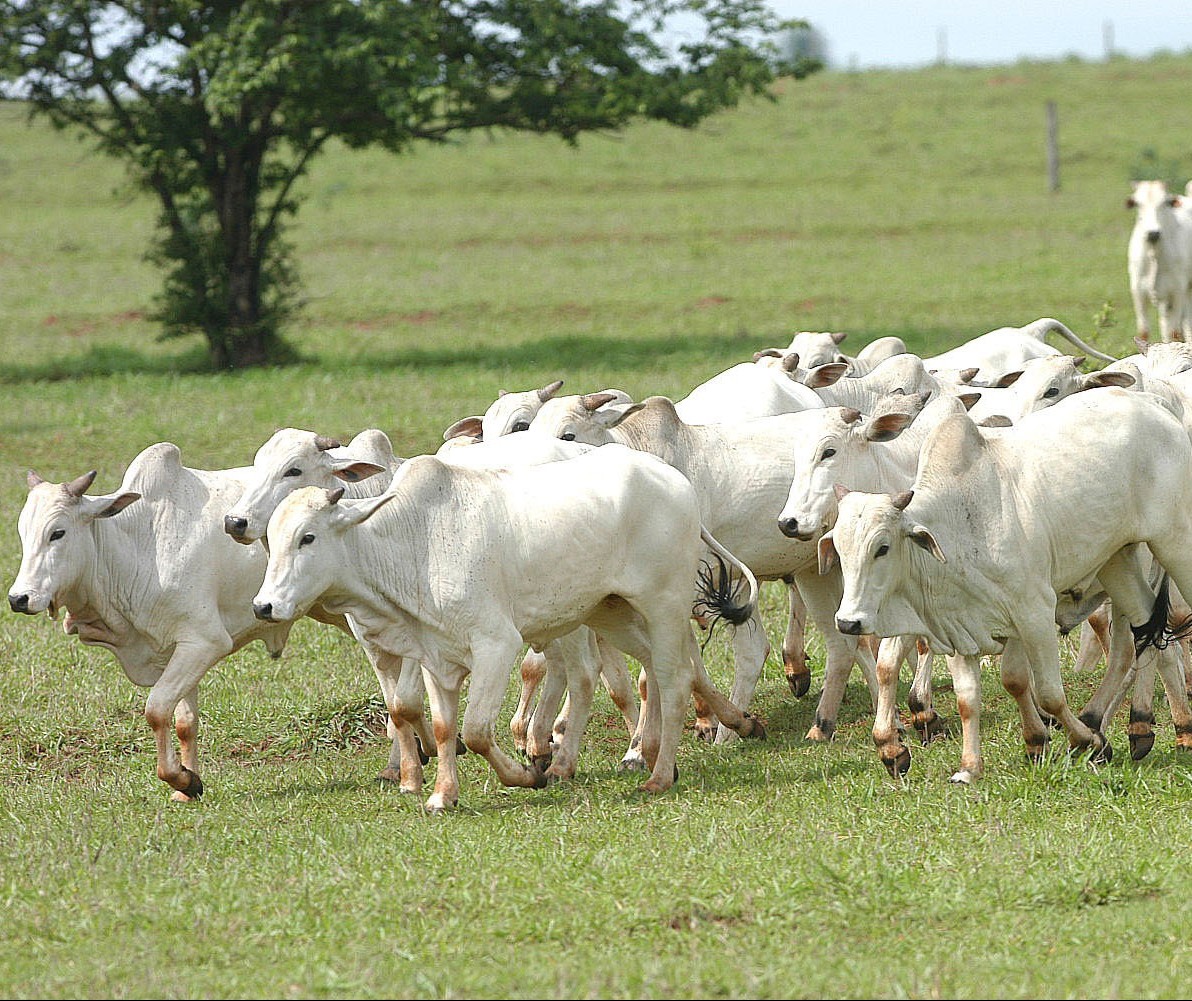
[527,392,882,744]
[923,318,1117,385]
[674,361,825,423]
[8,445,295,801]
[252,445,764,811]
[820,389,1192,783]
[962,354,1135,424]
[783,330,908,372]
[1126,179,1192,343]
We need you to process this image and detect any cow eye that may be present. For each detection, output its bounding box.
[49,528,65,542]
[512,421,530,433]
[821,447,836,460]
[1043,387,1059,398]
[283,467,302,477]
[299,533,315,547]
[561,432,576,442]
[875,543,889,558]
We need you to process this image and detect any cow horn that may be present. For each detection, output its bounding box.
[538,379,564,402]
[26,470,45,490]
[314,435,342,451]
[65,470,98,498]
[891,490,914,510]
[840,407,862,425]
[581,391,618,412]
[782,352,801,374]
[326,486,345,504]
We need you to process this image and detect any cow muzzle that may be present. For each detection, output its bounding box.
[8,592,31,614]
[777,515,817,541]
[224,514,251,542]
[253,600,276,622]
[1146,229,1162,245]
[835,616,865,635]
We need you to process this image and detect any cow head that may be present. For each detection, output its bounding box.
[819,487,942,638]
[253,486,395,623]
[480,379,565,440]
[8,470,140,616]
[224,428,391,544]
[1128,179,1181,245]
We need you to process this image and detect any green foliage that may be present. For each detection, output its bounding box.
[0,0,798,370]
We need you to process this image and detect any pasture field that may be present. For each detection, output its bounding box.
[3,52,1192,999]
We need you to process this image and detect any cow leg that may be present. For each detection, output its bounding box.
[945,653,987,783]
[458,640,550,794]
[371,650,427,794]
[1073,600,1111,673]
[510,648,547,754]
[638,622,698,794]
[173,687,200,779]
[1076,605,1139,744]
[617,665,651,773]
[691,626,766,742]
[545,630,601,784]
[781,577,811,697]
[595,634,639,741]
[872,636,910,778]
[145,636,231,801]
[715,606,770,744]
[908,637,946,742]
[999,640,1050,767]
[798,574,876,741]
[422,666,465,812]
[1020,618,1106,762]
[525,645,568,768]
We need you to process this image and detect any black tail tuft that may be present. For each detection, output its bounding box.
[1131,572,1192,656]
[692,551,754,650]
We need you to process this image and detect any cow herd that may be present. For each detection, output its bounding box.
[11,187,1192,811]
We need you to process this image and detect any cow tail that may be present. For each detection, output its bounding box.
[1131,572,1192,656]
[692,528,759,638]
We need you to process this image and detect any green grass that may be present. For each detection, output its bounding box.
[3,52,1192,999]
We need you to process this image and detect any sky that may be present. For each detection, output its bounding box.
[763,1,1192,69]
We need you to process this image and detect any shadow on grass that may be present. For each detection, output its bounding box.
[0,327,948,383]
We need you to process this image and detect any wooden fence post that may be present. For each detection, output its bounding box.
[1046,101,1060,193]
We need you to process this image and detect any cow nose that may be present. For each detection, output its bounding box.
[836,617,863,635]
[1147,229,1162,244]
[224,514,249,538]
[8,593,29,613]
[778,516,801,538]
[253,601,274,621]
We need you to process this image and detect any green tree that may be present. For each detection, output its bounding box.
[0,1,810,370]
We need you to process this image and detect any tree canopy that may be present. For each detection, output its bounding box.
[0,1,815,369]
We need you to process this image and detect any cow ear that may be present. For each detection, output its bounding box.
[957,391,981,411]
[331,459,387,483]
[333,491,394,528]
[806,362,848,388]
[442,416,483,443]
[817,532,838,574]
[832,482,851,502]
[1134,336,1150,355]
[1126,197,1137,209]
[978,415,1013,427]
[865,411,914,442]
[81,491,141,521]
[908,525,946,563]
[592,401,643,429]
[958,367,980,384]
[1085,370,1136,391]
[993,370,1023,388]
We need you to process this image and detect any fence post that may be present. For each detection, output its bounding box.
[1046,101,1060,193]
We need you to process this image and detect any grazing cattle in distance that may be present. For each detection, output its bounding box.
[1126,179,1192,343]
[252,445,764,811]
[8,444,294,801]
[923,317,1117,385]
[819,389,1192,783]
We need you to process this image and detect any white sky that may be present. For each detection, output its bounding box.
[765,1,1192,69]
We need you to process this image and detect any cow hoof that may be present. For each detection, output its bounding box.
[786,672,811,698]
[881,746,911,778]
[376,767,402,785]
[693,721,716,743]
[915,713,948,745]
[424,794,458,813]
[170,770,203,801]
[949,768,974,785]
[1130,731,1154,761]
[742,712,767,740]
[529,752,552,773]
[1089,734,1113,765]
[805,718,835,742]
[618,752,647,773]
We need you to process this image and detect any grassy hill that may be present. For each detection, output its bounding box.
[3,53,1192,999]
